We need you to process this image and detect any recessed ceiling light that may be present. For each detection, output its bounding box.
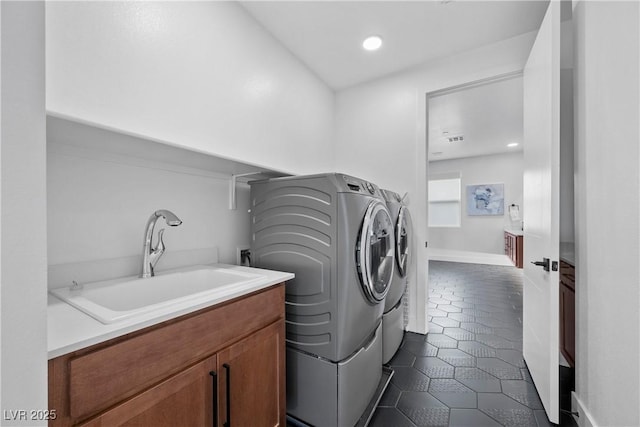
[362,36,383,51]
[507,142,519,148]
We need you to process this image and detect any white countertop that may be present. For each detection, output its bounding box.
[504,228,524,236]
[48,263,293,359]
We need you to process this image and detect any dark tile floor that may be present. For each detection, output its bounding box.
[370,261,577,427]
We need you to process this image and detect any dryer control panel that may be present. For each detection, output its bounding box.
[341,174,377,195]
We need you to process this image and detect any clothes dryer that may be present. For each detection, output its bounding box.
[381,189,414,364]
[250,173,395,426]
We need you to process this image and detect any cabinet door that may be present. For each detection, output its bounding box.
[217,320,285,427]
[509,235,515,263]
[559,284,575,367]
[80,355,217,427]
[515,236,524,268]
[505,233,511,256]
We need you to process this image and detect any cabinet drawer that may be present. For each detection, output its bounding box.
[58,284,284,422]
[79,355,217,427]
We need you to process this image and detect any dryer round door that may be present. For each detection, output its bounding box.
[357,200,395,303]
[395,206,413,278]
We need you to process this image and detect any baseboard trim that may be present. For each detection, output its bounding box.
[428,248,513,267]
[572,392,598,427]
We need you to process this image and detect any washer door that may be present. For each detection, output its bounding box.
[395,206,413,278]
[357,201,395,303]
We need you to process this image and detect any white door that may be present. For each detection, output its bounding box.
[522,1,561,424]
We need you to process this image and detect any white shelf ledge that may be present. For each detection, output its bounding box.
[47,113,290,209]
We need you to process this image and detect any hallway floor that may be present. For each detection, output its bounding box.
[370,261,577,427]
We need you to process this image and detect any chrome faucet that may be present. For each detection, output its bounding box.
[141,209,182,278]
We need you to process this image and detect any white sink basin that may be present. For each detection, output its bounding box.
[50,265,265,324]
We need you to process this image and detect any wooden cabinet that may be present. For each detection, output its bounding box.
[559,260,575,367]
[217,322,284,427]
[504,231,523,268]
[49,284,285,427]
[79,355,218,427]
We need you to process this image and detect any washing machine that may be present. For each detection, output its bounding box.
[250,173,395,427]
[380,189,414,364]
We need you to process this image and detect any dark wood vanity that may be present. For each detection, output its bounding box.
[504,230,523,268]
[48,284,286,427]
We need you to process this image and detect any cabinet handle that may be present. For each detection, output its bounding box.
[209,371,218,427]
[223,363,231,427]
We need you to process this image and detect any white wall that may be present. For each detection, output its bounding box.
[334,32,536,332]
[573,1,640,426]
[428,152,524,254]
[45,1,334,175]
[47,135,252,287]
[0,2,48,425]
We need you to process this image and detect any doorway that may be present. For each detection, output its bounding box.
[421,71,575,426]
[426,73,524,263]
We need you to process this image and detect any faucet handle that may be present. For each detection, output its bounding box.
[154,228,166,253]
[149,229,166,271]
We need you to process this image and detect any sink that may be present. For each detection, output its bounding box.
[50,265,265,324]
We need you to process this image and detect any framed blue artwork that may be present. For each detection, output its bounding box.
[466,183,504,216]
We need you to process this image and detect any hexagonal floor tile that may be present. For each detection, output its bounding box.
[426,333,459,349]
[459,322,494,334]
[391,367,431,392]
[501,380,544,409]
[459,341,497,358]
[495,349,526,368]
[402,340,438,357]
[428,379,477,409]
[449,409,502,426]
[443,327,476,341]
[480,408,537,427]
[475,334,518,349]
[438,304,462,313]
[436,349,476,367]
[389,347,417,367]
[454,368,502,392]
[369,407,415,427]
[431,316,461,328]
[477,358,523,380]
[451,300,475,309]
[447,313,477,323]
[428,323,445,334]
[413,357,455,378]
[377,382,402,407]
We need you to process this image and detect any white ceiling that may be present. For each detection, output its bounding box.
[428,75,524,161]
[240,1,546,161]
[240,1,548,90]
